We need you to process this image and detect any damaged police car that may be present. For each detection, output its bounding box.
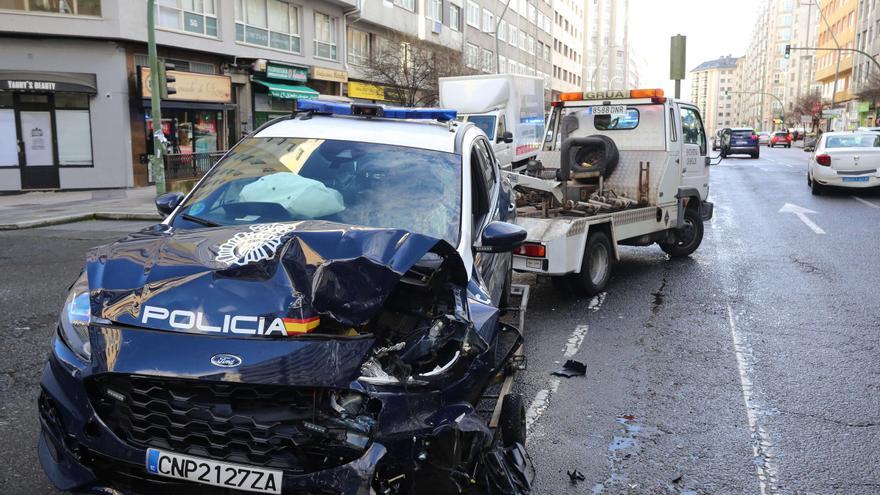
[38,101,532,494]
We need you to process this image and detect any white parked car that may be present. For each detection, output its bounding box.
[807,131,880,195]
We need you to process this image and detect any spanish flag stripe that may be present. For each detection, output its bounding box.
[282,317,320,335]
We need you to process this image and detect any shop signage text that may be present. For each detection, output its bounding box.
[348,81,385,101]
[140,67,232,103]
[310,67,348,83]
[5,80,56,91]
[266,63,308,83]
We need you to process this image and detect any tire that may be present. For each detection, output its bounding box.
[569,230,612,296]
[499,393,527,447]
[720,149,728,159]
[660,207,704,258]
[811,175,823,195]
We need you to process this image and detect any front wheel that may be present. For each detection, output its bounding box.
[499,393,527,447]
[660,208,704,258]
[570,230,612,296]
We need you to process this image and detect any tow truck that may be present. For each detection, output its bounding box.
[506,88,714,295]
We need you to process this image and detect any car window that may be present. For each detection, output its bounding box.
[680,107,706,154]
[594,108,639,130]
[475,139,496,187]
[467,115,497,140]
[174,137,463,245]
[470,143,491,237]
[824,135,880,148]
[669,109,677,142]
[497,115,507,140]
[732,130,754,137]
[774,132,788,137]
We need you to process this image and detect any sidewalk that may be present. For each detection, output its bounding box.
[0,187,162,230]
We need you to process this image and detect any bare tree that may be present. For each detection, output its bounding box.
[788,91,825,134]
[855,72,880,122]
[360,35,475,107]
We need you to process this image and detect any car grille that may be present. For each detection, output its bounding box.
[88,375,375,473]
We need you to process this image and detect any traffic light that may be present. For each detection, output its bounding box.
[157,61,177,99]
[784,45,791,59]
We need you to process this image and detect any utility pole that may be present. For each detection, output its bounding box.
[814,0,840,131]
[147,0,166,194]
[494,0,512,74]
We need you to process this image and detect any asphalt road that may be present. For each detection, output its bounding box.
[1,146,878,494]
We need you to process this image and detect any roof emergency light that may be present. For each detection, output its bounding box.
[298,100,457,122]
[556,88,666,103]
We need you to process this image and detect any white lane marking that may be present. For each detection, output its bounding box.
[525,378,560,434]
[852,196,880,208]
[563,324,589,358]
[778,203,826,234]
[727,305,779,495]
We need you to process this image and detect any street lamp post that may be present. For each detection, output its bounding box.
[494,0,512,74]
[813,0,841,131]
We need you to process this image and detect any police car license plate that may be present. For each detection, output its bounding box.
[842,176,869,182]
[146,448,282,494]
[589,105,626,115]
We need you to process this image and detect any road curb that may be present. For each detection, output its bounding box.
[0,212,162,230]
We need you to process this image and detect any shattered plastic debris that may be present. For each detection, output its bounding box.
[567,469,586,484]
[551,359,587,378]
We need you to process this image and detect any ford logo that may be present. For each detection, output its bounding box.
[210,353,242,368]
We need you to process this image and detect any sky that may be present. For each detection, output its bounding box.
[628,0,763,98]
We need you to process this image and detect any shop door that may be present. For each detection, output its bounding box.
[17,94,59,189]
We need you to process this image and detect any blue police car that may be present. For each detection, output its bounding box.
[38,101,532,494]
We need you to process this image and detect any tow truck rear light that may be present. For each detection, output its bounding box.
[514,243,546,257]
[816,154,832,166]
[630,88,664,99]
[550,101,564,107]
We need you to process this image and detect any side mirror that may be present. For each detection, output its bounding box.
[155,191,184,217]
[498,131,514,144]
[475,221,527,253]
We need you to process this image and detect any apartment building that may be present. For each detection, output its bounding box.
[0,0,356,191]
[852,0,880,126]
[736,0,818,131]
[688,56,740,135]
[583,0,632,91]
[815,0,858,130]
[550,0,584,95]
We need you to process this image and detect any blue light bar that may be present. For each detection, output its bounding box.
[298,100,457,122]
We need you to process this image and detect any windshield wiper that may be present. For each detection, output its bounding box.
[180,213,220,227]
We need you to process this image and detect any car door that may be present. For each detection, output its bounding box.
[471,137,508,304]
[678,105,709,198]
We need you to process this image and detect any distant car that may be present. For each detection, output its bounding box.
[720,127,760,159]
[712,129,723,150]
[770,132,792,148]
[807,131,880,195]
[757,131,771,145]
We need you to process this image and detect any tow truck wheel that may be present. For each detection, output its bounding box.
[570,231,612,297]
[499,393,527,447]
[660,207,704,258]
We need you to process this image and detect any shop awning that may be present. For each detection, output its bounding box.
[252,79,319,100]
[0,70,97,94]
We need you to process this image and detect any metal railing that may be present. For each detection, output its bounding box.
[163,152,226,181]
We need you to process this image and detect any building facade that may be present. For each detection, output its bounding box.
[688,56,740,135]
[550,0,584,96]
[583,0,632,91]
[852,0,880,126]
[815,0,858,130]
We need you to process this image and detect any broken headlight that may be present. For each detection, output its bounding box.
[58,272,91,361]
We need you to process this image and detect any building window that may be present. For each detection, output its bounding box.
[482,48,494,73]
[499,55,507,73]
[314,11,338,60]
[155,0,217,37]
[498,19,507,41]
[466,42,480,69]
[482,8,494,34]
[55,93,93,166]
[430,0,442,21]
[448,4,460,30]
[394,0,414,11]
[347,28,370,66]
[509,25,518,47]
[466,0,479,28]
[0,0,101,15]
[235,0,301,53]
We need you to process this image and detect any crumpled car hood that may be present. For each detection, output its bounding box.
[86,221,467,335]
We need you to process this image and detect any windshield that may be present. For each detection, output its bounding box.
[466,115,497,140]
[173,137,462,245]
[824,134,880,148]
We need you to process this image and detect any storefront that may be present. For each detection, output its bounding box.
[309,66,348,96]
[0,71,97,190]
[135,67,233,185]
[347,80,386,102]
[250,62,318,127]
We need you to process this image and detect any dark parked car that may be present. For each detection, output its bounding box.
[720,127,760,159]
[37,101,532,495]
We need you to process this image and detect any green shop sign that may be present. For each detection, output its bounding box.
[266,63,308,83]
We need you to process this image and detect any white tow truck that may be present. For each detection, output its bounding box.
[506,88,714,295]
[439,74,545,169]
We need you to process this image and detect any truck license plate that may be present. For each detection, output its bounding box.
[146,448,282,494]
[589,105,626,115]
